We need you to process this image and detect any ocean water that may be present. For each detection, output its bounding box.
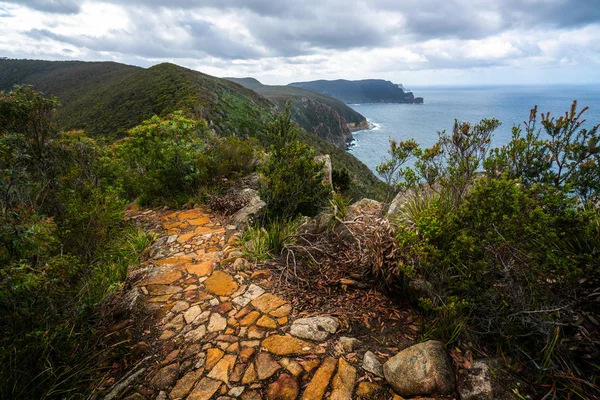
[348,85,600,173]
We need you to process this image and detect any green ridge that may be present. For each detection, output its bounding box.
[0,59,382,198]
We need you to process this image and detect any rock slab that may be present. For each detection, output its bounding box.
[458,360,494,400]
[289,316,339,342]
[362,351,383,377]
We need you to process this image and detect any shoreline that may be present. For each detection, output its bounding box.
[346,121,378,150]
[348,120,376,133]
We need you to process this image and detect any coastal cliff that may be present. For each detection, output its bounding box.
[290,79,424,104]
[227,77,366,149]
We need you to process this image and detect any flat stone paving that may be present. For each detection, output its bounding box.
[117,207,387,400]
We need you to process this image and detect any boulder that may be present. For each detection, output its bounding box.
[289,316,339,342]
[241,172,260,190]
[297,212,330,236]
[230,189,265,229]
[383,340,455,397]
[458,360,493,400]
[386,189,413,218]
[117,287,144,316]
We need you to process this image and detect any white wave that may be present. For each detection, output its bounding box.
[352,120,380,133]
[347,138,359,151]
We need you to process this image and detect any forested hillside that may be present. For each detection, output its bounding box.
[0,59,381,198]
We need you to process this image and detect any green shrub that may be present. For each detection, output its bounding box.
[111,112,210,205]
[206,136,262,182]
[0,225,151,399]
[331,167,352,193]
[375,103,599,396]
[53,130,126,262]
[259,103,331,220]
[376,138,419,206]
[0,86,152,398]
[485,101,599,201]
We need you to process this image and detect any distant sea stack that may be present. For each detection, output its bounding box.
[289,79,424,104]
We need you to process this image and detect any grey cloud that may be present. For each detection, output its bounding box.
[26,13,265,61]
[248,18,386,56]
[3,0,80,14]
[503,0,600,30]
[8,0,600,79]
[379,0,600,41]
[103,0,318,18]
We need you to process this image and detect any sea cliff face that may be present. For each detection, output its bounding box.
[289,79,424,104]
[226,77,365,149]
[293,96,354,148]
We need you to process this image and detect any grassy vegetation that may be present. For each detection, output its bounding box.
[242,220,299,261]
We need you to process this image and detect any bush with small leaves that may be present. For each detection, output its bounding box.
[376,103,599,397]
[259,103,331,220]
[111,112,210,205]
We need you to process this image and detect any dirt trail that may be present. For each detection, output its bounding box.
[99,206,392,400]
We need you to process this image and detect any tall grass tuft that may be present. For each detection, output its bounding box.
[242,219,299,260]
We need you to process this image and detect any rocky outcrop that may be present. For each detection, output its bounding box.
[229,189,265,229]
[383,340,455,396]
[345,198,383,221]
[294,96,354,149]
[315,154,333,190]
[347,120,371,132]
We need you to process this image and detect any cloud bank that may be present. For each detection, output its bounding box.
[1,0,599,85]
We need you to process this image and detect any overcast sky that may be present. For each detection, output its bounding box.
[1,0,599,85]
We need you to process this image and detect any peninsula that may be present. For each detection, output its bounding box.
[290,79,424,104]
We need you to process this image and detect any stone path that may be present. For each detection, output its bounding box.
[111,207,392,400]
